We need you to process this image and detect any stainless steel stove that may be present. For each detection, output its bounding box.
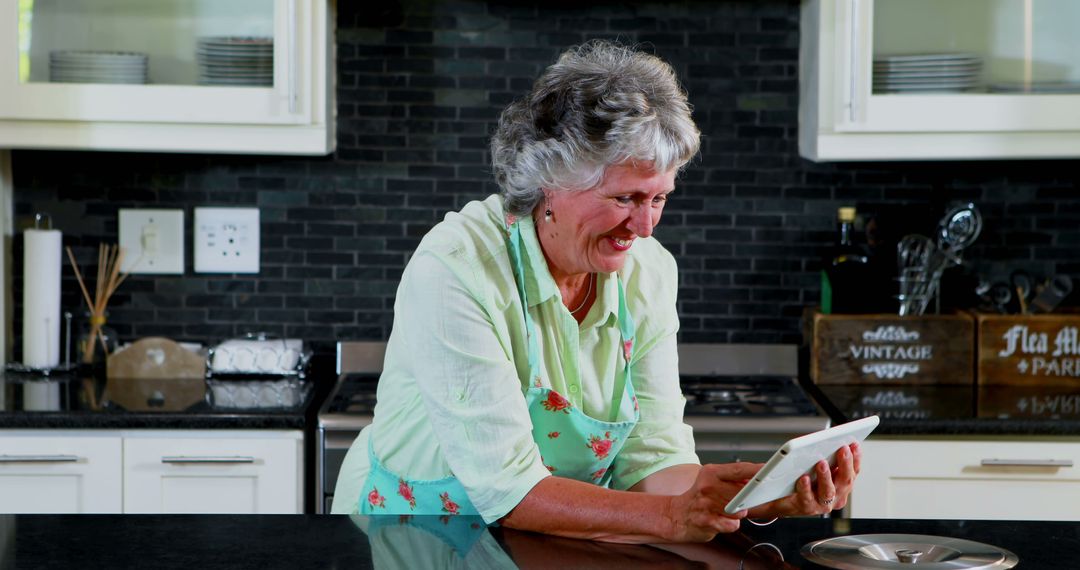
[315,342,828,513]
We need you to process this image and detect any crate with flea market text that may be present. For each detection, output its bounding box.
[806,310,975,385]
[977,312,1080,385]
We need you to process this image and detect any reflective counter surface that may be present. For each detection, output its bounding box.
[806,381,1080,436]
[2,514,1077,569]
[0,370,313,429]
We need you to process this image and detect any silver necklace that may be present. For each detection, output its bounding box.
[570,273,594,314]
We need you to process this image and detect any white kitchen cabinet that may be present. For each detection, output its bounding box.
[851,437,1080,520]
[0,432,122,513]
[123,431,302,514]
[0,429,302,514]
[0,0,334,155]
[800,0,1080,161]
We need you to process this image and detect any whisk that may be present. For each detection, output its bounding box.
[896,234,935,316]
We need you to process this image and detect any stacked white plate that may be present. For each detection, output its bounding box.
[873,53,982,94]
[196,36,274,87]
[49,50,149,84]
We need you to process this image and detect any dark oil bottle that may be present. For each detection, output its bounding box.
[821,207,872,314]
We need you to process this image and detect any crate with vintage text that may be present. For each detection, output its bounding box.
[976,313,1080,385]
[806,310,975,385]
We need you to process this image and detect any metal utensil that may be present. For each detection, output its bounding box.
[896,235,936,316]
[989,282,1013,314]
[1031,275,1073,313]
[937,203,983,259]
[897,234,934,270]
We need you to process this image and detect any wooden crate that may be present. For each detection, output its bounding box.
[807,310,975,385]
[976,313,1080,385]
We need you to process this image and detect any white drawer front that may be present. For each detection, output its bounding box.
[853,439,1080,521]
[123,436,301,514]
[0,435,122,513]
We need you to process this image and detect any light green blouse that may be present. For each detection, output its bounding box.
[332,194,699,522]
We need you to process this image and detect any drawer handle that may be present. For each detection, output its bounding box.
[981,459,1073,468]
[0,454,79,463]
[161,456,256,464]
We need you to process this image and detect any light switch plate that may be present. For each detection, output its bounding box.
[194,207,260,274]
[118,209,184,274]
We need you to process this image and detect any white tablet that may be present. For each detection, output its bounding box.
[722,415,879,515]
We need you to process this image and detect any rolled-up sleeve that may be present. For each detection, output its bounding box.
[397,250,551,524]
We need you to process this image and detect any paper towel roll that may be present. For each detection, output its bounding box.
[23,381,61,411]
[22,229,62,368]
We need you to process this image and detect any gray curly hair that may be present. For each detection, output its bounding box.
[491,40,701,217]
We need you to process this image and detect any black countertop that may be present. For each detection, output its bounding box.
[3,514,1073,569]
[0,370,320,429]
[805,381,1080,436]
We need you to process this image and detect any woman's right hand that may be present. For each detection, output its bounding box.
[665,462,763,542]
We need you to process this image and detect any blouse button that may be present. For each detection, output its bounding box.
[456,391,466,401]
[568,384,579,394]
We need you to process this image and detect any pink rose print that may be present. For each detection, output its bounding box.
[623,339,634,362]
[534,376,542,388]
[591,468,607,481]
[541,454,557,473]
[471,523,481,530]
[504,213,517,227]
[586,431,616,460]
[632,396,639,411]
[439,515,451,525]
[397,478,416,510]
[398,515,413,524]
[367,487,386,509]
[440,491,461,515]
[541,391,571,414]
[547,431,560,439]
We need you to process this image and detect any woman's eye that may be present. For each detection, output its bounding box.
[653,195,668,204]
[615,196,633,204]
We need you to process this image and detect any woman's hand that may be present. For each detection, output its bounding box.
[665,462,762,542]
[747,442,862,519]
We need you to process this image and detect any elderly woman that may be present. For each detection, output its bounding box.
[333,40,861,542]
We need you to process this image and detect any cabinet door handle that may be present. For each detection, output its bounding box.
[287,0,299,114]
[0,454,79,463]
[161,456,256,464]
[981,459,1073,468]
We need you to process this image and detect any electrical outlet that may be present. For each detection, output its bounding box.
[194,207,260,274]
[118,209,184,274]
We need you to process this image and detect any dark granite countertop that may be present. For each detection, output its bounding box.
[3,514,1072,569]
[804,380,1080,436]
[0,370,320,430]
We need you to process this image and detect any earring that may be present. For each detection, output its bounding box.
[544,207,553,222]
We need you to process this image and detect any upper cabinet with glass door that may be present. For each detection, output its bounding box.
[0,0,333,155]
[800,0,1080,161]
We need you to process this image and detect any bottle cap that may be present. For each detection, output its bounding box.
[838,207,856,222]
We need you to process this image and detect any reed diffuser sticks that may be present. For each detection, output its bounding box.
[65,244,130,364]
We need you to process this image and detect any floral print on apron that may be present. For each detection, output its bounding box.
[359,213,639,517]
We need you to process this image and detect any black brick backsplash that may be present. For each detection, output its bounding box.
[11,0,1080,359]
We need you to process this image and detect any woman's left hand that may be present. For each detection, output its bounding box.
[746,442,862,519]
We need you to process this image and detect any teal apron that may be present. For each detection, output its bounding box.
[359,212,639,517]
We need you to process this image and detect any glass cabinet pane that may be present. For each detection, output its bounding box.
[18,0,275,88]
[873,0,1080,95]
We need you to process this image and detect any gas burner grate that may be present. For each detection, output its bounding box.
[680,375,819,417]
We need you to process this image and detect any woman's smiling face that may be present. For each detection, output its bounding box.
[536,162,676,281]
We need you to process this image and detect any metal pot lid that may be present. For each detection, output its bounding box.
[801,534,1018,569]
